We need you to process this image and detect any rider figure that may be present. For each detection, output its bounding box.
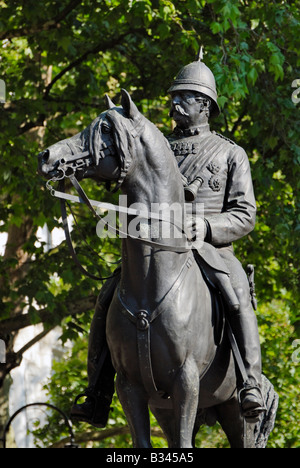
[71,54,266,427]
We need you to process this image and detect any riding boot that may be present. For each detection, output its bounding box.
[70,269,120,428]
[227,301,266,422]
[195,249,265,422]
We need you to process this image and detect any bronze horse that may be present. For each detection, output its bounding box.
[38,90,277,448]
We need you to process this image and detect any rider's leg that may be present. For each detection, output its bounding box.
[71,269,120,427]
[218,248,266,422]
[194,251,240,312]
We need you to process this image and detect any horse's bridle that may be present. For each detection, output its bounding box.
[46,149,194,281]
[44,108,198,280]
[58,150,93,177]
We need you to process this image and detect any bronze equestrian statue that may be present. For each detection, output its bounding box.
[38,55,278,448]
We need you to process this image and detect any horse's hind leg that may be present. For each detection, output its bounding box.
[116,373,152,448]
[216,397,255,448]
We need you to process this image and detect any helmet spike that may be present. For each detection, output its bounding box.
[196,45,204,62]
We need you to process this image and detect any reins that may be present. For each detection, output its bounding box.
[58,178,112,281]
[44,101,197,281]
[46,156,195,281]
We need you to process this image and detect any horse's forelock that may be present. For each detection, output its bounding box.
[105,108,138,168]
[89,106,149,177]
[87,110,122,164]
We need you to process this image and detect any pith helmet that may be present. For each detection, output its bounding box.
[168,48,220,118]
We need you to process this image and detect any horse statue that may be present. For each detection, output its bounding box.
[38,89,278,448]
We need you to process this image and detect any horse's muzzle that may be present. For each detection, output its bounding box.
[38,149,54,178]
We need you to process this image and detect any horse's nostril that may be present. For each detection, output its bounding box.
[39,149,50,163]
[38,149,51,176]
[43,149,50,163]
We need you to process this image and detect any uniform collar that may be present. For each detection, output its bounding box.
[173,123,210,137]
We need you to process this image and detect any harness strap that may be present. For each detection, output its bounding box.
[137,312,159,394]
[225,321,267,418]
[50,170,198,283]
[118,255,194,396]
[55,174,194,253]
[225,321,249,385]
[59,179,116,282]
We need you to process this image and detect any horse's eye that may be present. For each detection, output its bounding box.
[102,123,111,134]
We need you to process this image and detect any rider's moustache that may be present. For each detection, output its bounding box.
[169,104,189,118]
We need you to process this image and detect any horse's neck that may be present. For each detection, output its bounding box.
[120,240,189,312]
[119,152,188,311]
[123,137,184,207]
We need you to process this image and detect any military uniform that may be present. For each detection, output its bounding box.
[169,124,256,246]
[166,56,264,414]
[168,124,262,393]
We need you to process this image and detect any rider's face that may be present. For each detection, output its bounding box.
[170,91,205,129]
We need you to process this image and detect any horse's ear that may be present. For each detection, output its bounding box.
[121,89,139,120]
[105,94,115,109]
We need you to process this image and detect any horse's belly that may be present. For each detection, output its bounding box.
[198,339,237,407]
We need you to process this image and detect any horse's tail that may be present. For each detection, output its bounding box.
[253,374,279,448]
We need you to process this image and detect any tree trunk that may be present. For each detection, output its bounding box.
[0,64,53,442]
[0,375,16,448]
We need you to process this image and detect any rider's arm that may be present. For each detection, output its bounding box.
[204,146,256,246]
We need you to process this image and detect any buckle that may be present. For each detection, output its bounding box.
[137,311,149,331]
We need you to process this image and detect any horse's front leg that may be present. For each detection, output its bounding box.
[116,372,152,448]
[171,358,200,448]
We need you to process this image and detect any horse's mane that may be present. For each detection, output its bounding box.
[88,107,140,173]
[87,103,177,192]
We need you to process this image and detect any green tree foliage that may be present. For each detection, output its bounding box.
[0,0,299,447]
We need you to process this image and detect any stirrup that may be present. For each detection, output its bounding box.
[73,387,98,405]
[71,388,110,428]
[238,384,266,423]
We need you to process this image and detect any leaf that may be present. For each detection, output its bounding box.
[217,95,228,108]
[211,22,222,34]
[247,67,258,85]
[269,63,284,81]
[250,18,260,30]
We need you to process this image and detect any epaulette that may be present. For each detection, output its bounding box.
[212,131,236,146]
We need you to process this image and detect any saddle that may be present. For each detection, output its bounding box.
[201,269,225,347]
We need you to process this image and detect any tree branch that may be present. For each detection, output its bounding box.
[0,295,97,335]
[15,327,54,360]
[50,425,166,448]
[0,327,56,389]
[43,27,146,98]
[43,32,131,98]
[0,0,82,40]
